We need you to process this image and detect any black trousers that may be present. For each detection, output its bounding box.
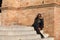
[34,27,44,38]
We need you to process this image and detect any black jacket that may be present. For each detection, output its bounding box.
[32,18,44,29]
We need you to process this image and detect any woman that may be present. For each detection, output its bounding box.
[32,13,44,38]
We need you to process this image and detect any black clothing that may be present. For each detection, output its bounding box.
[32,18,44,38]
[32,18,44,30]
[0,0,2,13]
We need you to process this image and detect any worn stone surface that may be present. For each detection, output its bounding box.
[2,0,56,7]
[2,0,43,7]
[56,0,60,4]
[44,0,55,4]
[0,26,54,40]
[2,10,18,25]
[2,0,60,8]
[54,7,60,40]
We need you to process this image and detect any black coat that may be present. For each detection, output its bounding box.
[32,18,44,30]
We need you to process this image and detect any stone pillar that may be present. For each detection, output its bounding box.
[54,7,60,40]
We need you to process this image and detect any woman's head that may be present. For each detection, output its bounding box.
[37,13,42,18]
[37,13,42,17]
[35,13,42,20]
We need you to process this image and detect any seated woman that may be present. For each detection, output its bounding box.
[32,13,44,38]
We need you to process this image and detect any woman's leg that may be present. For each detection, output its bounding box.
[34,27,44,38]
[39,31,44,38]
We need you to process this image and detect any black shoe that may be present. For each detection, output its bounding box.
[41,36,44,38]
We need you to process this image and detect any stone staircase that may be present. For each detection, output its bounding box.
[0,25,54,40]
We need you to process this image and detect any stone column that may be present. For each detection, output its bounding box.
[54,7,60,40]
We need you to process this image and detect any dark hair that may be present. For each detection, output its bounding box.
[35,13,42,20]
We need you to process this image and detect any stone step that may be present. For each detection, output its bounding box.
[0,35,41,40]
[0,26,34,31]
[0,25,33,28]
[0,30,34,32]
[0,31,37,35]
[42,33,49,38]
[0,34,40,36]
[21,37,54,40]
[0,36,54,40]
[19,35,40,39]
[41,37,54,40]
[0,26,54,40]
[40,30,49,38]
